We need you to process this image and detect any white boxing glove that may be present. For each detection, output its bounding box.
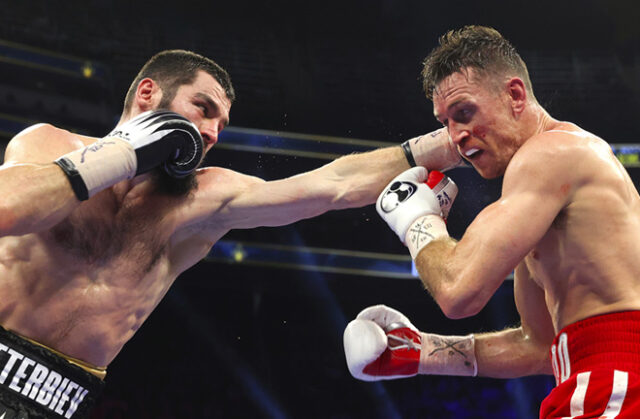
[376,167,458,258]
[343,305,423,381]
[343,305,477,382]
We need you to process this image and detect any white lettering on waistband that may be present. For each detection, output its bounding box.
[22,363,49,399]
[66,387,88,418]
[0,349,24,385]
[0,342,91,418]
[9,355,35,392]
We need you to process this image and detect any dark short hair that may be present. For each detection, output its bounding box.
[421,26,534,100]
[123,49,235,113]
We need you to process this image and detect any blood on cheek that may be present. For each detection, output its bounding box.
[472,126,488,139]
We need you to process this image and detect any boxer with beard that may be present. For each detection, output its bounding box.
[0,49,463,418]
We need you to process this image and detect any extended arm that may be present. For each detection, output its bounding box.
[214,146,409,229]
[204,128,463,231]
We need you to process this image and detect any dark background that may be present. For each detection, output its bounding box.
[1,1,640,418]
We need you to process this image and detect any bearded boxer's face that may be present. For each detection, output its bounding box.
[150,70,232,197]
[165,70,231,156]
[433,68,521,179]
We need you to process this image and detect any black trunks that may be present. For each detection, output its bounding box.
[0,326,104,418]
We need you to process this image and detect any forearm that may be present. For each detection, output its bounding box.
[327,128,463,208]
[414,228,510,318]
[421,326,551,379]
[475,327,552,378]
[220,131,459,229]
[413,237,482,318]
[0,163,78,236]
[326,146,410,208]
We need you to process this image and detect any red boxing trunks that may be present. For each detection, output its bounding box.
[540,311,640,418]
[0,326,104,418]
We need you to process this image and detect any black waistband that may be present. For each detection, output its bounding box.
[0,326,105,418]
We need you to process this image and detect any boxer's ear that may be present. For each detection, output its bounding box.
[506,77,527,117]
[134,78,162,112]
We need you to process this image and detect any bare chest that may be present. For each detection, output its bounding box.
[525,210,568,287]
[45,191,176,276]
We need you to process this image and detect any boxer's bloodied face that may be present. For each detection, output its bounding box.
[152,70,232,196]
[432,67,521,179]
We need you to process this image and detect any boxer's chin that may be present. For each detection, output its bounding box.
[151,168,198,197]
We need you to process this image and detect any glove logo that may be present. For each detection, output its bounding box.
[379,181,416,213]
[109,130,129,140]
[436,191,451,209]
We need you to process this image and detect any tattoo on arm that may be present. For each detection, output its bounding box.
[428,335,474,369]
[419,333,478,376]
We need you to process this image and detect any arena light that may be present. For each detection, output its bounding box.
[210,240,416,279]
[612,144,640,168]
[82,62,94,79]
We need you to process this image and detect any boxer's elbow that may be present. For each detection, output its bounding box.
[438,295,483,319]
[334,187,371,209]
[317,164,380,209]
[435,279,487,319]
[325,178,370,209]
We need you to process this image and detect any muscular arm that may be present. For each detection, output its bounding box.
[215,146,410,229]
[176,127,464,235]
[171,145,415,269]
[474,263,554,377]
[343,262,554,381]
[0,125,80,236]
[414,133,574,318]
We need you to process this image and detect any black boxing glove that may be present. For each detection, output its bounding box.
[55,110,204,200]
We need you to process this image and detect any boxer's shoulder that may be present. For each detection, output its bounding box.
[522,123,605,157]
[194,166,265,196]
[5,123,94,163]
[507,126,604,181]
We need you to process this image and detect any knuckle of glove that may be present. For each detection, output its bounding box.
[343,319,388,379]
[376,172,441,240]
[107,110,205,178]
[356,305,415,331]
[139,111,204,178]
[162,121,204,178]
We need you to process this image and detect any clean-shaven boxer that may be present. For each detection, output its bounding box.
[345,26,640,418]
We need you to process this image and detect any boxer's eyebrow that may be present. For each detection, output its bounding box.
[434,99,465,122]
[195,93,229,128]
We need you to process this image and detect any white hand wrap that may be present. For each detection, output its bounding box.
[419,332,478,377]
[54,138,137,200]
[401,128,464,171]
[405,214,449,259]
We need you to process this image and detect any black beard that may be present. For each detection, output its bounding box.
[151,167,198,197]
